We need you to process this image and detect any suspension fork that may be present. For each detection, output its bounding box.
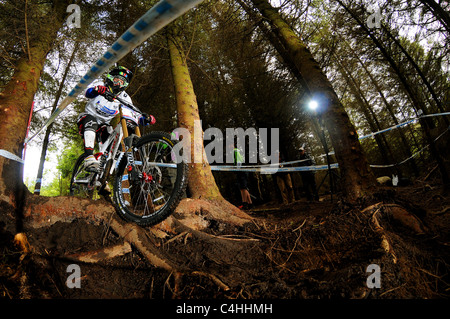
[119,106,141,144]
[119,106,141,182]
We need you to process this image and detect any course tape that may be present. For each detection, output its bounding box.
[358,112,450,141]
[0,150,25,164]
[151,162,338,172]
[369,125,450,168]
[209,163,339,173]
[165,120,450,173]
[358,119,416,140]
[25,0,205,144]
[210,158,312,169]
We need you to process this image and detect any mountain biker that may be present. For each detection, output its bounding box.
[77,66,155,172]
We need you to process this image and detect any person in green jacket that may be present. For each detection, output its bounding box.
[230,142,253,210]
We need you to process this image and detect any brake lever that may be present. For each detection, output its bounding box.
[115,96,143,114]
[103,91,115,102]
[103,90,143,115]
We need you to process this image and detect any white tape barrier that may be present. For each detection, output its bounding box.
[358,112,450,141]
[0,150,25,164]
[369,125,450,168]
[210,163,339,173]
[192,122,450,172]
[25,0,205,144]
[358,119,416,140]
[211,157,312,169]
[149,162,338,172]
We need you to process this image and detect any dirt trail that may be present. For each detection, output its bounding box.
[1,182,449,299]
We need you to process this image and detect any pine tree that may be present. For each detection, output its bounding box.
[244,0,377,201]
[167,23,251,226]
[0,0,73,241]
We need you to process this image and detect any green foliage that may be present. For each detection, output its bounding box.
[37,140,83,196]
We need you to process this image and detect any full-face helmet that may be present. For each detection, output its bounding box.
[104,66,133,94]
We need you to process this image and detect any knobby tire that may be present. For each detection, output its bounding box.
[113,131,188,226]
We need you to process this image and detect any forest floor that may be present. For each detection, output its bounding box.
[1,177,449,300]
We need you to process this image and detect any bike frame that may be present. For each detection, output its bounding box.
[97,115,124,179]
[82,93,144,189]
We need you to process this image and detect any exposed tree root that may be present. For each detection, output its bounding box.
[191,271,230,291]
[361,202,427,264]
[370,207,398,264]
[13,233,31,253]
[65,242,132,263]
[18,193,260,293]
[173,197,253,231]
[362,202,427,235]
[107,215,177,272]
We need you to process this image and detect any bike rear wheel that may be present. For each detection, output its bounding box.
[69,153,96,199]
[113,131,188,226]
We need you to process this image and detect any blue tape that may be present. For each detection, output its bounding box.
[104,52,113,60]
[156,1,173,14]
[122,31,136,42]
[112,42,123,51]
[135,19,149,31]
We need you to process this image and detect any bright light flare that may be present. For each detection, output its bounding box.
[308,100,318,111]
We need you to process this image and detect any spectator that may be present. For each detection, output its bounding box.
[275,153,295,204]
[229,142,253,210]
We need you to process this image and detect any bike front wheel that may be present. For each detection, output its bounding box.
[113,131,188,226]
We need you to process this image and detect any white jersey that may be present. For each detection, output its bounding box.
[84,85,139,125]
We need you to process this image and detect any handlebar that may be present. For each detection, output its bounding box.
[103,90,154,126]
[104,91,143,115]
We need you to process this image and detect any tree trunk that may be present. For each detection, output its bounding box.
[247,0,377,202]
[418,0,450,33]
[167,27,251,226]
[168,33,221,200]
[0,0,72,235]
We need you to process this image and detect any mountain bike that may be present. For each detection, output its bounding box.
[69,92,188,227]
